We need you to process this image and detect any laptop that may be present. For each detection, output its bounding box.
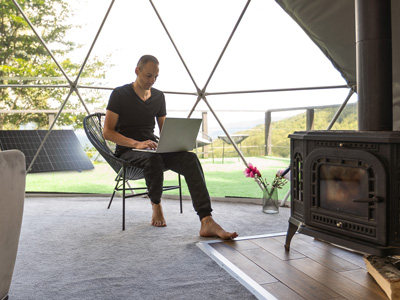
[132,117,202,153]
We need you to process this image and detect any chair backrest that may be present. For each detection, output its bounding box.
[83,113,145,181]
[83,113,123,174]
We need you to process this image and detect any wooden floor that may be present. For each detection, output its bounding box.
[200,233,389,300]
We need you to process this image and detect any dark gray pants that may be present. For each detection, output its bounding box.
[120,150,212,220]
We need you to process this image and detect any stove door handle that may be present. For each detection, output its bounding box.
[352,196,382,203]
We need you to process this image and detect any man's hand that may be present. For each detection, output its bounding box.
[135,140,158,150]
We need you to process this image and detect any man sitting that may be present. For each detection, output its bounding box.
[103,55,238,240]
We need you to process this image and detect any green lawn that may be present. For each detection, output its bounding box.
[26,157,291,200]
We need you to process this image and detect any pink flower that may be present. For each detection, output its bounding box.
[244,163,262,178]
[277,168,291,180]
[244,162,288,191]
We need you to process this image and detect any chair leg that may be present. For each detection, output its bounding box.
[108,191,116,209]
[122,165,126,231]
[126,181,135,194]
[108,178,121,209]
[178,174,182,213]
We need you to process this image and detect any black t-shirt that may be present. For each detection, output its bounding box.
[106,83,166,154]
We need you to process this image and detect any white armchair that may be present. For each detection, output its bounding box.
[0,150,25,300]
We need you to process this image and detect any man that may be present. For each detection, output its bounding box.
[103,55,238,240]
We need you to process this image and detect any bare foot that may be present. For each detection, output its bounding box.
[199,216,238,240]
[151,202,167,227]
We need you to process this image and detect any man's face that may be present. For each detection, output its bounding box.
[135,62,159,90]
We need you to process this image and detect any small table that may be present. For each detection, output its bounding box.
[196,134,214,162]
[218,134,249,163]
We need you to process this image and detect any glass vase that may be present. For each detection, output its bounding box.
[262,188,279,214]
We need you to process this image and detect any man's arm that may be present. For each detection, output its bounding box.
[103,110,158,150]
[156,116,166,132]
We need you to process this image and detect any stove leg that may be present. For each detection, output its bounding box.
[285,217,300,251]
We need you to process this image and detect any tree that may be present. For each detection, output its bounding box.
[0,0,106,130]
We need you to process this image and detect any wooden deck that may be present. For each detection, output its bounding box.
[198,233,388,300]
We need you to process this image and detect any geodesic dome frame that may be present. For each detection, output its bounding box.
[3,0,357,173]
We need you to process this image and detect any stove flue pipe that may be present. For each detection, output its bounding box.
[356,0,392,131]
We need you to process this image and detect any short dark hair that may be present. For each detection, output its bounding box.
[137,55,159,69]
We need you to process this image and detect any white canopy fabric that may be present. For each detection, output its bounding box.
[275,0,400,130]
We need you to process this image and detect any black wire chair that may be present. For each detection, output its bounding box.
[83,113,182,230]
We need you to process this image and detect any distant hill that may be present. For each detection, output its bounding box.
[209,103,358,158]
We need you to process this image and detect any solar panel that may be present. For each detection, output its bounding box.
[0,130,94,173]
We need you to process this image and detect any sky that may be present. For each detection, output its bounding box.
[51,0,353,136]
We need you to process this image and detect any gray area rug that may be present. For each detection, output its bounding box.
[10,196,290,299]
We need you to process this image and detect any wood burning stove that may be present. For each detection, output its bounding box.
[285,130,400,256]
[285,0,398,256]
